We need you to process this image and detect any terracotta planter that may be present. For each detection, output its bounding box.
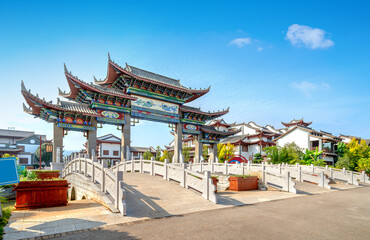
[228,176,258,191]
[34,171,60,180]
[211,177,219,193]
[13,180,69,210]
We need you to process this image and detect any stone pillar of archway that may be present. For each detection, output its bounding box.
[53,122,63,163]
[173,123,183,163]
[194,134,202,163]
[121,113,131,161]
[209,143,218,163]
[86,118,97,157]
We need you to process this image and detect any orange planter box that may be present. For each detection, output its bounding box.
[13,180,69,210]
[228,176,258,191]
[34,171,60,180]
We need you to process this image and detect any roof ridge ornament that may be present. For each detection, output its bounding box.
[21,80,27,92]
[108,52,111,62]
[125,63,132,72]
[64,63,69,74]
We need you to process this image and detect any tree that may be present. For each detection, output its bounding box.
[336,138,370,171]
[160,150,174,163]
[357,158,370,174]
[35,143,53,167]
[143,151,153,160]
[182,146,191,163]
[336,142,346,158]
[253,153,262,163]
[265,142,303,164]
[217,143,235,163]
[202,145,209,161]
[155,146,162,161]
[300,148,325,166]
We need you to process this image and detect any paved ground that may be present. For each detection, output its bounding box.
[3,173,363,239]
[3,200,127,240]
[53,184,370,240]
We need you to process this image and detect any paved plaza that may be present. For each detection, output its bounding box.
[53,184,370,240]
[3,173,365,239]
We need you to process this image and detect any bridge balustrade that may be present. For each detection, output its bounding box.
[62,154,126,215]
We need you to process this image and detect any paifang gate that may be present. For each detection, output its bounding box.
[21,54,235,163]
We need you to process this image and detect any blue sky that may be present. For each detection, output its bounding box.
[1,0,369,151]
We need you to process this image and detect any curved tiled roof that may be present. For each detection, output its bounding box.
[180,105,229,116]
[125,64,186,89]
[60,101,97,115]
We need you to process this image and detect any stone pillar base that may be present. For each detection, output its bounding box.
[51,162,65,178]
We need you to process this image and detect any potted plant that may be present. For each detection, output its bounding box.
[33,170,61,180]
[228,175,259,191]
[211,175,219,193]
[12,170,69,210]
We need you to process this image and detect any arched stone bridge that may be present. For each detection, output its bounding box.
[58,154,368,216]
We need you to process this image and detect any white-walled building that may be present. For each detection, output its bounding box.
[274,120,343,165]
[96,134,157,164]
[0,128,49,166]
[219,119,285,161]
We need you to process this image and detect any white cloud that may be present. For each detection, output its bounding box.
[285,24,334,49]
[229,38,252,48]
[257,46,264,52]
[290,81,330,97]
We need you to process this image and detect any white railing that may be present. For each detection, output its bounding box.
[180,161,370,188]
[63,153,126,215]
[275,163,369,186]
[111,157,217,204]
[180,162,297,193]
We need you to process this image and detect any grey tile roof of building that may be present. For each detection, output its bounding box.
[0,129,35,138]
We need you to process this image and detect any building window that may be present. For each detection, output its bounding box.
[19,158,28,165]
[103,150,109,156]
[113,151,119,156]
[242,145,248,152]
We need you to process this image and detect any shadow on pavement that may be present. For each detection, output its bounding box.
[124,183,171,218]
[216,192,249,206]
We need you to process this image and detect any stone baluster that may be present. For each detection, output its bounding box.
[131,158,135,173]
[298,166,302,182]
[202,171,210,200]
[329,167,333,179]
[261,162,265,183]
[79,153,82,173]
[150,157,155,176]
[101,161,108,193]
[180,164,186,188]
[224,161,228,175]
[164,159,168,180]
[241,162,245,175]
[92,161,95,183]
[84,154,88,177]
[115,171,123,209]
[140,156,143,173]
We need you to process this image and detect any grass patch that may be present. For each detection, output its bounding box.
[1,200,15,240]
[229,175,254,178]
